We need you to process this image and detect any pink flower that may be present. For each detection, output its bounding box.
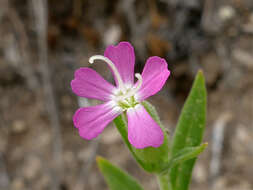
[71,42,170,148]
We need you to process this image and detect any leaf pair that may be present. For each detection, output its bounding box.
[97,143,207,190]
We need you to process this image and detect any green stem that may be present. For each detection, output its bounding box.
[157,173,172,190]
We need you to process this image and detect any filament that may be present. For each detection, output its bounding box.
[89,55,125,91]
[126,73,142,97]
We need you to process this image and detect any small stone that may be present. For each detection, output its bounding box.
[22,156,42,180]
[35,175,50,189]
[63,151,75,164]
[103,25,121,46]
[212,176,227,189]
[37,132,51,147]
[233,49,253,69]
[77,146,94,161]
[11,120,27,134]
[193,163,207,183]
[218,5,236,21]
[11,178,25,190]
[201,52,221,86]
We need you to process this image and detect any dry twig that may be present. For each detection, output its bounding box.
[74,98,100,190]
[209,113,232,185]
[118,0,149,60]
[0,153,10,190]
[74,139,100,190]
[31,0,63,189]
[201,0,218,33]
[5,1,39,90]
[0,73,10,189]
[0,113,10,190]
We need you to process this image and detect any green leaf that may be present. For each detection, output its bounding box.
[170,143,207,167]
[162,143,207,173]
[97,156,144,190]
[113,101,170,173]
[169,70,207,190]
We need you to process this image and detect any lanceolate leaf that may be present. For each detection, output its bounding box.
[169,71,207,190]
[170,143,207,167]
[97,157,144,190]
[162,143,207,173]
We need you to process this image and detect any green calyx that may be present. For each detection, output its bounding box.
[117,96,139,109]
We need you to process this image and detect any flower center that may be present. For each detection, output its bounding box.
[113,87,140,109]
[113,73,142,109]
[89,55,143,110]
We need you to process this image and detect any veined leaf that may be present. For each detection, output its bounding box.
[169,71,207,190]
[162,143,207,173]
[170,143,207,167]
[97,156,144,190]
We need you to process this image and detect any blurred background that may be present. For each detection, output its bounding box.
[0,0,253,189]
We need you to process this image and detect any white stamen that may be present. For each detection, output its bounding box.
[124,73,142,98]
[115,73,143,101]
[133,73,142,92]
[89,55,125,91]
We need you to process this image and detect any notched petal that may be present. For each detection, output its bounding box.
[104,42,135,86]
[137,56,170,101]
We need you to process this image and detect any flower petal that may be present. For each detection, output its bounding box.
[73,102,122,140]
[104,42,135,86]
[71,68,116,101]
[137,56,170,101]
[127,104,164,148]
